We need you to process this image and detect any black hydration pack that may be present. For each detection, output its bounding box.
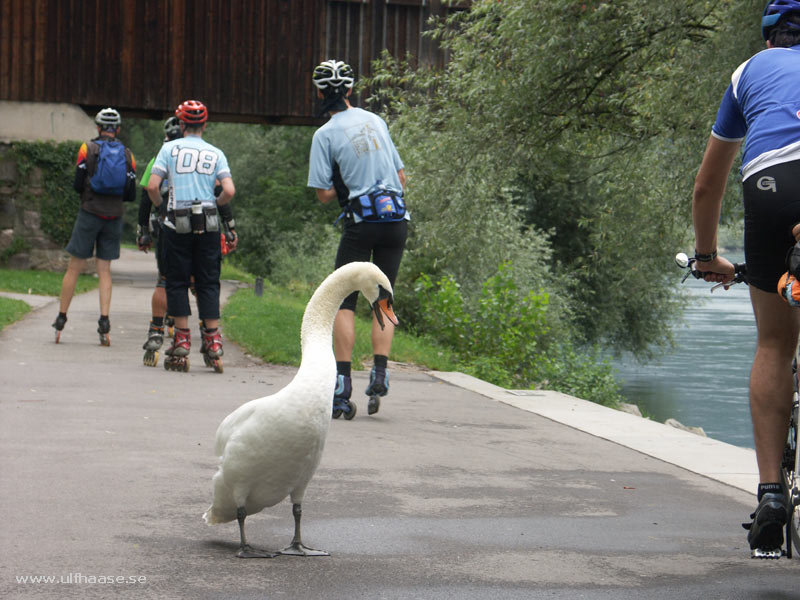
[351,189,406,222]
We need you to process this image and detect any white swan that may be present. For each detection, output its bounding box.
[203,262,398,558]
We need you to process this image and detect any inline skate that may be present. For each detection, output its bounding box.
[52,313,67,343]
[165,316,175,338]
[97,316,111,346]
[200,326,224,373]
[142,321,165,367]
[164,327,190,372]
[365,366,389,415]
[332,374,356,420]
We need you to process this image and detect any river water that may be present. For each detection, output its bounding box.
[614,257,757,449]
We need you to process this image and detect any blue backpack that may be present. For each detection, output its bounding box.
[89,139,128,196]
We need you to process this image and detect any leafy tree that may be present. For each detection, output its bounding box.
[366,0,765,356]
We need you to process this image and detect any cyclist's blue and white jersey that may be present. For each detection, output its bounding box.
[712,44,800,181]
[151,134,231,212]
[308,107,404,200]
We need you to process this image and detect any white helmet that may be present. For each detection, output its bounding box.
[312,59,355,91]
[95,107,121,129]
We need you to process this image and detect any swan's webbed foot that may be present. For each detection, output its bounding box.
[237,544,279,559]
[280,541,329,557]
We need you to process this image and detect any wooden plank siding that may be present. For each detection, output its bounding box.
[0,0,468,126]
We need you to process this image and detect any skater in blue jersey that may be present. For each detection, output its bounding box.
[146,100,237,373]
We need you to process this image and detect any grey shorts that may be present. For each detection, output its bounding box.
[65,209,123,260]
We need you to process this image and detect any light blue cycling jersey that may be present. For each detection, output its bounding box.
[151,134,231,211]
[712,44,800,181]
[308,107,404,200]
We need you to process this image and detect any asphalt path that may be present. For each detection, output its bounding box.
[1,249,798,599]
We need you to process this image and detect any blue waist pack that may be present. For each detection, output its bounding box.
[352,189,406,222]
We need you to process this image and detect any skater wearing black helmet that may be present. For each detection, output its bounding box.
[136,116,183,367]
[307,59,408,418]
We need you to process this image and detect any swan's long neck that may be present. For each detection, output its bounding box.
[299,267,362,363]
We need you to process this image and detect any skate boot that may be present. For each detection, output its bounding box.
[52,313,67,343]
[365,366,389,415]
[164,327,191,372]
[142,321,165,367]
[97,316,111,346]
[332,374,356,420]
[200,326,224,373]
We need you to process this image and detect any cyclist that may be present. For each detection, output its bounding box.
[691,1,800,555]
[307,59,408,415]
[146,100,237,371]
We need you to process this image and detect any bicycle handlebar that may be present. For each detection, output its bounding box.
[674,252,747,292]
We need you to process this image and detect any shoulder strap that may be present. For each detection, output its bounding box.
[85,140,101,176]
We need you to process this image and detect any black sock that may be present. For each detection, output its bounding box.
[152,316,164,327]
[757,482,783,501]
[336,361,351,378]
[373,354,388,370]
[99,315,109,322]
[58,312,67,320]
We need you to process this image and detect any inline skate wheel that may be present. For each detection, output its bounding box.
[368,394,381,416]
[54,331,61,344]
[212,358,223,373]
[343,400,357,420]
[143,350,159,367]
[99,334,110,347]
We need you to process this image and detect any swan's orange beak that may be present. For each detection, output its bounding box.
[372,287,398,330]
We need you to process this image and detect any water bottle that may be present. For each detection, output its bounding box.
[191,200,204,234]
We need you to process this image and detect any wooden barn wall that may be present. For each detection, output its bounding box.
[0,0,467,125]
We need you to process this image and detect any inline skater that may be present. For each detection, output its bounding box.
[307,59,408,417]
[53,107,136,345]
[137,116,182,366]
[146,100,237,373]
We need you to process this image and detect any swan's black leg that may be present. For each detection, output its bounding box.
[280,503,329,556]
[236,506,278,558]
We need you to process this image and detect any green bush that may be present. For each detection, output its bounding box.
[415,261,621,406]
[11,141,80,247]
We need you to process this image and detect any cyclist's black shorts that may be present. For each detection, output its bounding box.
[743,159,800,293]
[334,218,408,311]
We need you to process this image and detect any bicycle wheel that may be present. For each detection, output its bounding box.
[782,397,800,558]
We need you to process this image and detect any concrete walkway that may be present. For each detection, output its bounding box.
[1,249,797,600]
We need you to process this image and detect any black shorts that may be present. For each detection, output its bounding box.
[334,219,408,311]
[743,159,800,293]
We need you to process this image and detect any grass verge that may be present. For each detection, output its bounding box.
[0,297,31,331]
[222,281,460,371]
[0,268,98,296]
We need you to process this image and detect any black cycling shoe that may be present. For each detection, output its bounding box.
[743,492,788,554]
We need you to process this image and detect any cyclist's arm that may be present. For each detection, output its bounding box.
[397,168,406,191]
[692,134,740,281]
[216,176,235,206]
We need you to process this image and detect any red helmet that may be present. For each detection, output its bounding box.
[175,100,208,124]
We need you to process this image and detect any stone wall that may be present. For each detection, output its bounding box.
[0,143,76,271]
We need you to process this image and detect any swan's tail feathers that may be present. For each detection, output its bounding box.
[203,470,237,525]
